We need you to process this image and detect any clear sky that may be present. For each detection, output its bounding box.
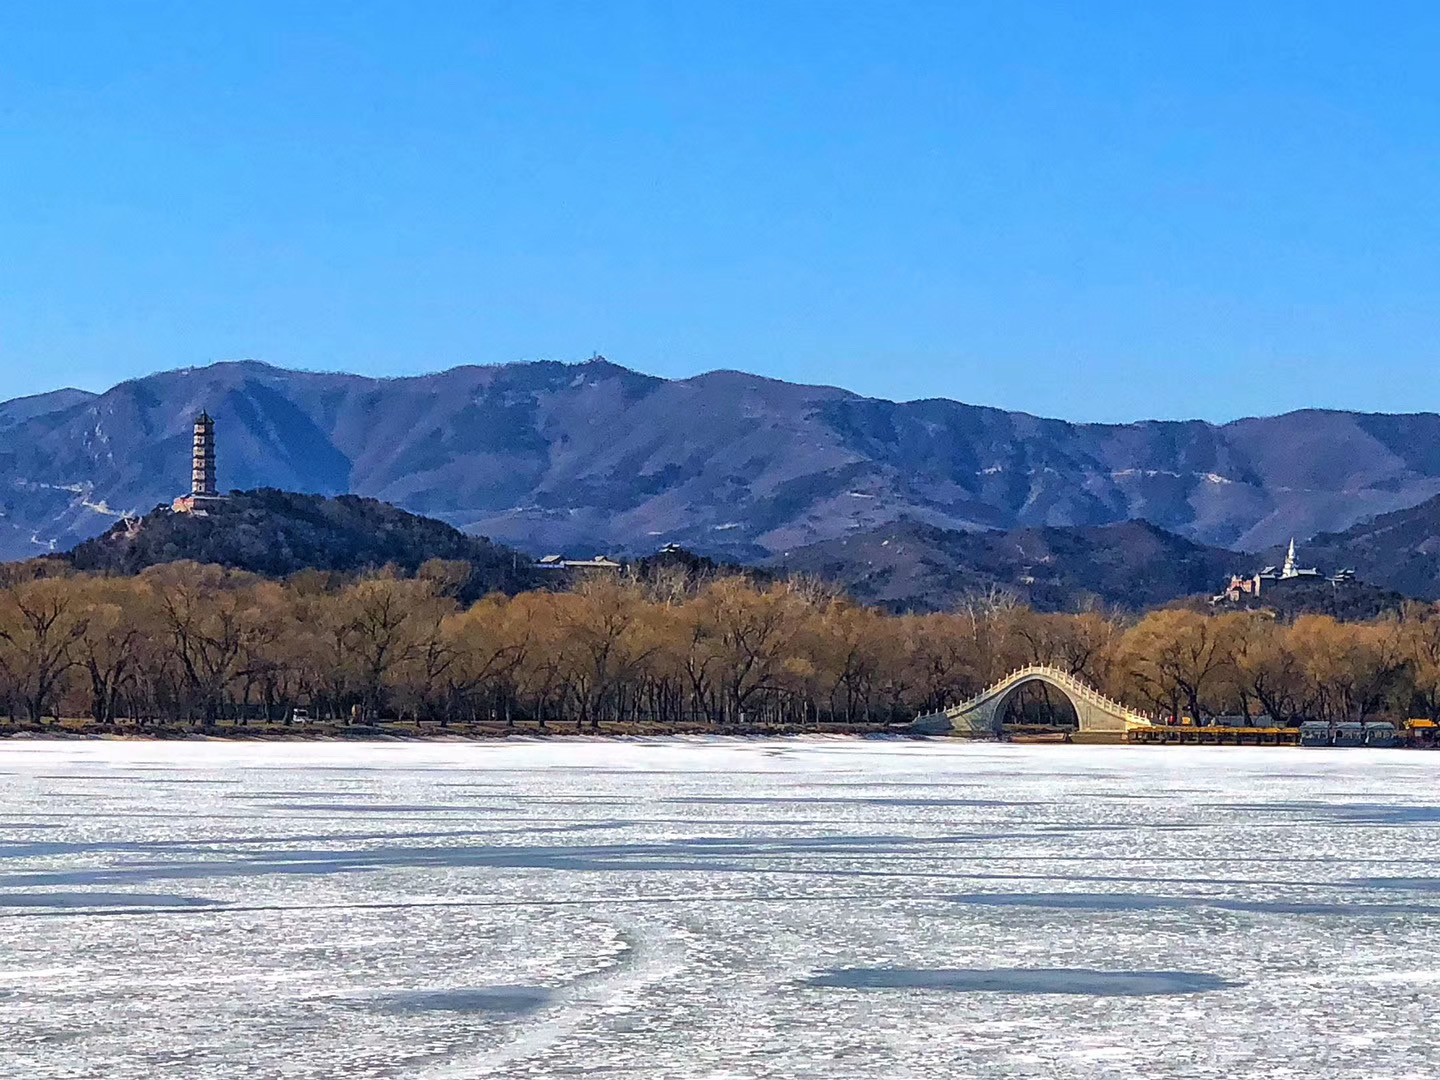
[3,2,1439,422]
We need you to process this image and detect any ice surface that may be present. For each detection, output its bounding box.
[2,739,1439,1078]
[804,968,1238,995]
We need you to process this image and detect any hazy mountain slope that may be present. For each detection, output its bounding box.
[775,518,1241,613]
[4,358,1440,562]
[0,388,96,431]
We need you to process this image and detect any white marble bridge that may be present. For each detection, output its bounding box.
[912,665,1157,738]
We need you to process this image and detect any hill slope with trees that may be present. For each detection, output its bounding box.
[47,487,1431,620]
[62,489,542,599]
[775,518,1240,613]
[1255,494,1440,601]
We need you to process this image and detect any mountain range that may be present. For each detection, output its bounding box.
[4,359,1440,604]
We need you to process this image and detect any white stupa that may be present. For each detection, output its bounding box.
[1280,538,1320,580]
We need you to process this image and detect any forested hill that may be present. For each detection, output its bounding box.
[51,489,1424,620]
[1259,493,1440,602]
[775,519,1240,613]
[62,489,543,598]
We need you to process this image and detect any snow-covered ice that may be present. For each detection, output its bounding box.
[2,739,1439,1078]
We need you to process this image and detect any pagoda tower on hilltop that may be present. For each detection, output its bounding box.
[191,411,217,497]
[173,411,225,513]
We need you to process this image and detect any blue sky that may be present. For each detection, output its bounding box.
[2,2,1438,421]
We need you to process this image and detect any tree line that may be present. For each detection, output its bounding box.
[1,559,1439,729]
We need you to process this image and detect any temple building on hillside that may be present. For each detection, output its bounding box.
[535,553,623,571]
[172,412,227,514]
[1211,538,1352,605]
[1261,538,1322,583]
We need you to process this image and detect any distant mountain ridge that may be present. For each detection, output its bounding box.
[4,358,1440,564]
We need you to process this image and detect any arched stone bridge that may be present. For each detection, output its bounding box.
[912,665,1156,738]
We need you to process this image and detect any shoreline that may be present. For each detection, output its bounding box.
[8,721,1433,749]
[7,729,1435,750]
[0,721,920,743]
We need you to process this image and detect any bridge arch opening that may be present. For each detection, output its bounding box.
[994,678,1080,737]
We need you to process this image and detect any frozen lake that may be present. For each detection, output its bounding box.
[2,739,1439,1079]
